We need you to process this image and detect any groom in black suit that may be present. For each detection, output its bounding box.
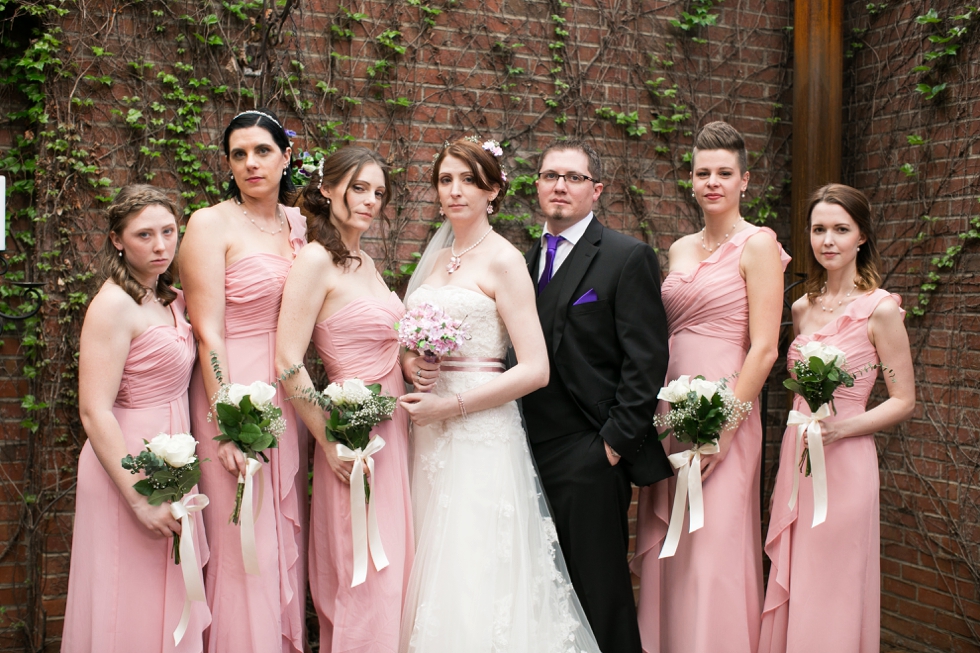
[523,141,672,653]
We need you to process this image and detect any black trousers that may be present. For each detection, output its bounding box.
[532,431,642,653]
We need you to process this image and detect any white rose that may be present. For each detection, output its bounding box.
[146,433,198,468]
[342,378,373,404]
[658,375,693,403]
[799,341,847,368]
[247,380,277,408]
[225,383,250,406]
[690,377,719,402]
[301,163,318,174]
[324,382,345,404]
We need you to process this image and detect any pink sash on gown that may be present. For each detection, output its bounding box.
[189,207,309,653]
[308,293,413,653]
[63,294,210,653]
[759,289,901,653]
[631,226,790,653]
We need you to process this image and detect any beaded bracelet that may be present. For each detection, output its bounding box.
[456,393,467,418]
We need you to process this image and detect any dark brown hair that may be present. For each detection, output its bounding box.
[692,121,748,174]
[100,185,179,306]
[294,146,391,268]
[804,183,882,301]
[222,108,295,204]
[538,139,602,182]
[431,139,509,214]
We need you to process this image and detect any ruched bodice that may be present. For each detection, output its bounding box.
[786,289,899,417]
[312,293,405,385]
[114,301,194,409]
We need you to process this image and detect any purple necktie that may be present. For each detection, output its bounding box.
[537,233,564,294]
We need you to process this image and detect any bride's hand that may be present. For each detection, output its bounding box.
[402,352,441,392]
[399,392,457,427]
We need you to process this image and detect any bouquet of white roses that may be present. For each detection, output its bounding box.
[121,433,206,564]
[122,433,210,644]
[296,377,397,586]
[653,375,752,558]
[208,353,285,525]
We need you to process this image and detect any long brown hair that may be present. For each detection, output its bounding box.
[100,185,180,306]
[431,139,509,214]
[804,183,882,301]
[293,146,391,268]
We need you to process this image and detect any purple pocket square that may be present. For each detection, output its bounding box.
[573,288,598,305]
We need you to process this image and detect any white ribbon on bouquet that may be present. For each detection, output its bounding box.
[659,441,720,559]
[787,402,832,527]
[169,493,209,646]
[336,436,389,587]
[239,458,264,575]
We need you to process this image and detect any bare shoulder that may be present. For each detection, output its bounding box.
[293,240,332,267]
[85,282,139,335]
[791,294,810,322]
[669,232,699,255]
[184,202,230,239]
[743,228,781,256]
[869,295,903,323]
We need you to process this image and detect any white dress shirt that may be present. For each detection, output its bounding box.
[536,212,594,282]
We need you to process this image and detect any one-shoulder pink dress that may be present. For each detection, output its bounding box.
[309,293,413,653]
[63,293,210,653]
[189,207,308,653]
[631,226,790,653]
[759,289,900,653]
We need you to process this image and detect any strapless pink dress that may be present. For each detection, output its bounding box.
[759,289,900,653]
[308,293,413,653]
[631,226,790,653]
[63,293,210,653]
[189,207,308,653]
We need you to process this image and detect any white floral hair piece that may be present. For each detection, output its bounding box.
[482,140,503,158]
[316,157,325,189]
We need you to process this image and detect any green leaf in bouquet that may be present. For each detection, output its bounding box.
[151,468,177,485]
[148,486,180,506]
[239,394,253,416]
[367,383,383,394]
[783,378,805,395]
[178,468,201,495]
[808,356,826,375]
[132,478,155,497]
[216,402,244,424]
[239,422,262,445]
[251,433,274,452]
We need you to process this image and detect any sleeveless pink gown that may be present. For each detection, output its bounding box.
[63,293,210,653]
[759,289,900,653]
[189,207,308,653]
[308,293,413,652]
[631,226,790,653]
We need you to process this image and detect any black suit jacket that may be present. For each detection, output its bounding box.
[524,217,673,486]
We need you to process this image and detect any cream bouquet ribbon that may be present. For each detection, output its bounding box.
[239,458,264,575]
[337,436,389,586]
[659,441,720,558]
[169,493,209,645]
[787,402,832,527]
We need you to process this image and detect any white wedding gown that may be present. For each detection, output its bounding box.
[399,284,601,653]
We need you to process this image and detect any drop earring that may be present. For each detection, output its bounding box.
[857,245,861,251]
[741,192,745,198]
[439,206,445,217]
[487,204,494,215]
[691,192,695,198]
[118,250,123,258]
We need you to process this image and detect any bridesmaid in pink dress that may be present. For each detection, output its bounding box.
[182,110,308,653]
[276,147,413,652]
[66,185,209,652]
[759,184,915,653]
[632,122,789,653]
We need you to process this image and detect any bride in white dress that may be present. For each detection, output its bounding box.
[398,138,602,653]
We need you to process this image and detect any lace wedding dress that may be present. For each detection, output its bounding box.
[399,284,601,653]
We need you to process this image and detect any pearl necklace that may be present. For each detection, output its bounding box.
[236,199,285,235]
[447,226,493,274]
[817,283,855,312]
[700,218,743,253]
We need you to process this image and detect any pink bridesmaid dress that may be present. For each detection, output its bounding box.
[189,206,308,653]
[63,293,210,653]
[308,293,413,653]
[631,226,790,653]
[759,289,900,653]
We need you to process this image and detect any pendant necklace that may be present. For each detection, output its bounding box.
[447,226,494,274]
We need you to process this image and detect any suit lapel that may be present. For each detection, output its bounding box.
[552,219,602,353]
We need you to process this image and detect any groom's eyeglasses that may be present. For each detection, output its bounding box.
[537,171,598,185]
